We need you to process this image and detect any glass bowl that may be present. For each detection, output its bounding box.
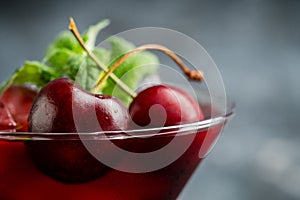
[0,94,234,200]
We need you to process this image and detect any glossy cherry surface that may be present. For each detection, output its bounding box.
[27,78,129,182]
[0,101,16,130]
[0,85,37,131]
[129,84,204,128]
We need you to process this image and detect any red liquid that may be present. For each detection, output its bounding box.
[0,125,222,200]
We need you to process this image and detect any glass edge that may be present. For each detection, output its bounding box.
[0,102,236,141]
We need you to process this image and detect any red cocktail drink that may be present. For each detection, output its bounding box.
[0,101,233,200]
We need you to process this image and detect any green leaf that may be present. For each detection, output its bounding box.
[47,31,83,53]
[103,52,159,106]
[92,47,111,66]
[41,20,111,87]
[45,48,74,72]
[0,20,160,107]
[83,19,110,51]
[101,37,159,105]
[65,54,85,80]
[71,47,111,92]
[0,61,58,95]
[75,59,101,92]
[43,31,84,74]
[75,48,110,92]
[109,36,135,60]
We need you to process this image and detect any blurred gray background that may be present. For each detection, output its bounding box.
[1,0,299,199]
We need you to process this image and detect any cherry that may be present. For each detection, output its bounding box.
[28,78,128,133]
[0,101,17,131]
[115,85,204,153]
[27,78,129,183]
[129,84,204,128]
[0,85,37,131]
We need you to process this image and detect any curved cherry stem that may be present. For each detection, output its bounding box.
[69,18,137,98]
[93,44,204,93]
[69,18,204,99]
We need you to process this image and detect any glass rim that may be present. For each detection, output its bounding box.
[0,101,235,141]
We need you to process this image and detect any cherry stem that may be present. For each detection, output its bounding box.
[68,17,137,98]
[93,44,204,92]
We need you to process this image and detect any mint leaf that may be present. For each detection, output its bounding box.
[92,47,111,66]
[41,20,111,90]
[43,31,84,76]
[45,48,74,72]
[46,31,83,54]
[66,54,85,80]
[109,36,135,60]
[101,37,159,105]
[0,20,160,107]
[75,59,101,92]
[103,52,159,106]
[83,19,110,51]
[46,19,110,58]
[0,61,58,95]
[74,48,110,92]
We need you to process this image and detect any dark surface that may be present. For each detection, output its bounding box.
[1,0,300,199]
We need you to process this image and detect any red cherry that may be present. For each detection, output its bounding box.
[129,84,204,128]
[27,78,129,183]
[0,85,37,131]
[28,78,128,133]
[0,101,17,131]
[125,85,204,153]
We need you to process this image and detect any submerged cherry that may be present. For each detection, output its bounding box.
[27,78,129,183]
[0,85,37,131]
[0,101,17,131]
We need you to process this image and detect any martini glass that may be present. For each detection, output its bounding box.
[0,88,234,200]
